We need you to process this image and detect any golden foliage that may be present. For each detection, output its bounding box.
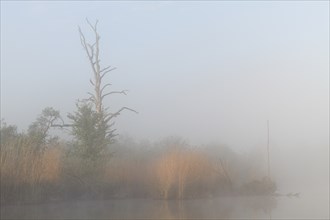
[155,148,213,199]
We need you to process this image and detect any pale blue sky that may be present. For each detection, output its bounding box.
[1,1,329,152]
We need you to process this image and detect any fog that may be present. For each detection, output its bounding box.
[1,1,329,219]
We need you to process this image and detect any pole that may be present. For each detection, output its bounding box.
[267,120,271,179]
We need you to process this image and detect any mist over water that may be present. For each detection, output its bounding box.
[1,1,329,219]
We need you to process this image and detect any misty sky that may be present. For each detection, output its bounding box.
[1,1,329,153]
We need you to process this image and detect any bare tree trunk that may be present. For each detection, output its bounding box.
[77,19,137,144]
[78,19,136,116]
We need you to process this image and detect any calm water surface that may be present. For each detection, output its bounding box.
[1,191,329,219]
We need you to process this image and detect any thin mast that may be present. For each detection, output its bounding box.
[267,120,271,179]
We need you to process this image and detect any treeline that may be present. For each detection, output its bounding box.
[0,116,275,205]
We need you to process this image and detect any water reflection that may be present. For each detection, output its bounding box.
[153,198,235,219]
[2,196,279,219]
[243,196,277,217]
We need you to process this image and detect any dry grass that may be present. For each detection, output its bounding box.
[1,135,263,203]
[0,137,61,203]
[154,148,216,199]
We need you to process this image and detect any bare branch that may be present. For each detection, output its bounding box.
[77,19,137,144]
[79,25,98,77]
[101,90,128,100]
[100,66,112,73]
[86,18,98,32]
[100,83,112,95]
[82,96,95,103]
[100,67,116,79]
[86,18,100,43]
[87,43,96,50]
[51,124,74,128]
[105,107,138,121]
[104,115,115,124]
[78,27,88,51]
[87,92,97,103]
[87,44,95,61]
[58,116,65,126]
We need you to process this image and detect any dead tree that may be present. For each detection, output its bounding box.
[52,19,136,141]
[78,19,137,118]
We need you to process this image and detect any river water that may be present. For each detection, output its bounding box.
[1,189,329,219]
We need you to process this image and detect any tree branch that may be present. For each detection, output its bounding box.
[86,18,98,33]
[100,66,112,73]
[101,90,128,101]
[51,124,74,128]
[89,79,95,86]
[78,27,87,49]
[100,83,112,95]
[79,25,98,78]
[107,132,118,139]
[87,43,95,61]
[87,92,96,101]
[100,67,116,80]
[105,107,138,121]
